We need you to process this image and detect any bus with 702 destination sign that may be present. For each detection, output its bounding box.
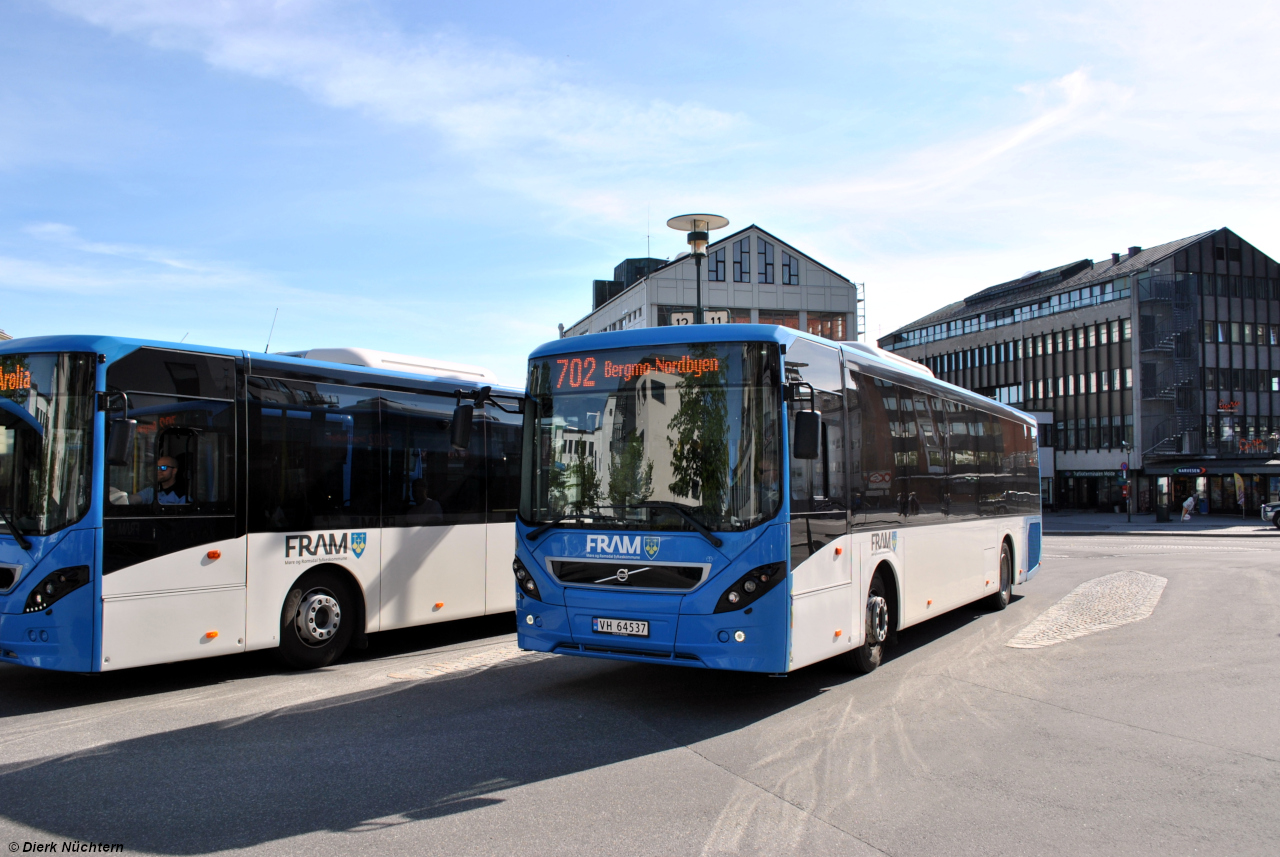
[512,324,1042,673]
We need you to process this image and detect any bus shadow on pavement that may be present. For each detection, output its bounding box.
[0,614,519,719]
[0,601,1010,852]
[0,655,823,852]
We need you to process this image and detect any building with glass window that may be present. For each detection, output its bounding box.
[879,228,1280,515]
[563,225,863,343]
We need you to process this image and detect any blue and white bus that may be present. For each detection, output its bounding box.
[513,325,1042,673]
[0,336,523,672]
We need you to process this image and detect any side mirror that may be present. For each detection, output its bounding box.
[450,404,474,450]
[792,410,820,460]
[106,418,137,466]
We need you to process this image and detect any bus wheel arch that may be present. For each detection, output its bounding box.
[985,538,1014,612]
[275,563,366,670]
[845,561,899,675]
[873,560,901,641]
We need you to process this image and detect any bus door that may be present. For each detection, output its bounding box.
[785,339,854,669]
[378,389,487,630]
[482,403,523,615]
[101,348,244,669]
[895,388,956,623]
[244,378,383,648]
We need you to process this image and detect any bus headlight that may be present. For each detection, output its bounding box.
[24,566,90,614]
[512,557,542,602]
[715,561,785,613]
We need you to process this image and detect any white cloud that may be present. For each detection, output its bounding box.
[37,0,1280,341]
[45,0,741,177]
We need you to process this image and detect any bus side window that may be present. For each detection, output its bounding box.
[946,402,979,519]
[379,389,486,528]
[784,339,845,566]
[485,405,523,524]
[855,375,899,529]
[105,349,236,518]
[246,377,380,532]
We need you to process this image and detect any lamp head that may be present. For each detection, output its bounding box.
[666,213,728,258]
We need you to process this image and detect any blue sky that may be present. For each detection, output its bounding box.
[1,0,1276,384]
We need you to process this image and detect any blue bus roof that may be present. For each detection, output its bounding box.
[528,325,1035,426]
[0,334,521,394]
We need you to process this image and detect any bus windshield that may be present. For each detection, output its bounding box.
[521,341,782,533]
[0,352,96,536]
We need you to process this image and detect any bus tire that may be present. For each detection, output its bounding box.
[847,571,890,674]
[986,541,1013,611]
[276,568,357,670]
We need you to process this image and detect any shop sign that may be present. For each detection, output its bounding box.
[1217,400,1241,413]
[1174,466,1206,475]
[1059,470,1120,477]
[1238,439,1267,453]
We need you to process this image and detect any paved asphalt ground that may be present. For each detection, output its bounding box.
[2,535,1277,857]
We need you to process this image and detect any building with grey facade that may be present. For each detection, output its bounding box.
[880,228,1280,517]
[563,225,863,343]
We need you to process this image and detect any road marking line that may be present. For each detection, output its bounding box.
[1008,570,1167,649]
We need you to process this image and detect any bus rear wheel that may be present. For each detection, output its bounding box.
[276,568,357,670]
[985,542,1013,611]
[846,571,890,674]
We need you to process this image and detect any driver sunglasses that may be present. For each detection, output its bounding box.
[156,465,174,471]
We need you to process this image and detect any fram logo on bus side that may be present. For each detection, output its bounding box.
[284,532,368,564]
[584,534,660,558]
[870,531,898,554]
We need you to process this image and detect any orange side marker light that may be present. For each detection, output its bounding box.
[834,547,843,556]
[834,629,843,637]
[205,631,219,639]
[927,599,932,607]
[207,550,221,560]
[434,602,444,610]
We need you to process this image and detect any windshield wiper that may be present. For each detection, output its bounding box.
[0,509,33,552]
[615,502,724,548]
[527,512,602,541]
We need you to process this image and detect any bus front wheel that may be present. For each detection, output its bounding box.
[276,568,357,670]
[847,571,890,674]
[985,542,1013,611]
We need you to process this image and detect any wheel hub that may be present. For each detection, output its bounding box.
[867,595,889,644]
[296,590,341,645]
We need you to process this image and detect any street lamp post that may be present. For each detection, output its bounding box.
[1121,441,1133,522]
[666,214,729,323]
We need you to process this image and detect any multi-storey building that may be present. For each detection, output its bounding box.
[880,228,1280,516]
[562,225,863,343]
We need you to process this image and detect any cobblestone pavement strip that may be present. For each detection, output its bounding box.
[385,642,554,681]
[1008,570,1168,649]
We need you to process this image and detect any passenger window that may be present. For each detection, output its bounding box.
[853,374,898,528]
[105,350,236,518]
[893,386,947,521]
[380,389,486,527]
[246,377,381,531]
[486,405,523,524]
[784,339,846,567]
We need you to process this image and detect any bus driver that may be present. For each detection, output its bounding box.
[109,456,190,505]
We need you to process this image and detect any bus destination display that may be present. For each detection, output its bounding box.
[554,354,721,389]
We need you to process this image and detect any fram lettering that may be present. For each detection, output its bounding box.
[870,531,898,553]
[585,535,643,555]
[285,533,349,558]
